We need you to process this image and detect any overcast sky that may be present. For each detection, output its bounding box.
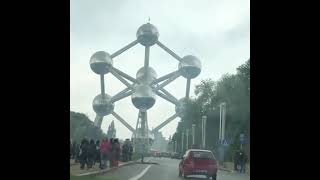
[70,0,250,140]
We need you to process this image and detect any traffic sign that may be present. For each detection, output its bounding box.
[240,134,245,144]
[222,139,228,146]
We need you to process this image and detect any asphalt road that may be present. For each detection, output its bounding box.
[96,157,250,180]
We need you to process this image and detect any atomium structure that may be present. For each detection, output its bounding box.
[89,22,201,151]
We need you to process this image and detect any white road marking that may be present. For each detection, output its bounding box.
[128,164,152,180]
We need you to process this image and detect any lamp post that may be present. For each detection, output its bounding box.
[218,102,227,166]
[174,140,177,153]
[181,131,184,153]
[202,115,207,149]
[186,129,189,150]
[192,124,196,146]
[219,102,226,142]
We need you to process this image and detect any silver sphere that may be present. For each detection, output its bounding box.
[90,51,113,75]
[136,67,157,85]
[178,55,201,79]
[131,84,156,110]
[136,23,159,46]
[92,94,114,116]
[175,98,187,117]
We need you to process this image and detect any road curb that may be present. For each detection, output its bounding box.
[76,161,135,177]
[218,168,250,174]
[76,158,151,177]
[74,157,153,177]
[218,168,233,172]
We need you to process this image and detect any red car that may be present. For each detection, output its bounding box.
[179,149,218,179]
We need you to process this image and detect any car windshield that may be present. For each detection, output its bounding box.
[190,151,214,160]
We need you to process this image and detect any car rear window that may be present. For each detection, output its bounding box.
[190,151,215,159]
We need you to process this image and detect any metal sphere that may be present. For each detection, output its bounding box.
[178,55,202,79]
[131,84,156,110]
[136,67,157,85]
[175,98,187,117]
[92,94,114,116]
[90,51,113,75]
[136,23,159,46]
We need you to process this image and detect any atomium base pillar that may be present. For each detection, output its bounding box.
[134,110,151,154]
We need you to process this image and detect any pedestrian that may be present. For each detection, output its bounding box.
[72,140,77,159]
[87,139,96,168]
[95,140,101,168]
[122,140,129,162]
[239,150,247,173]
[100,138,110,169]
[79,137,89,170]
[121,144,126,162]
[70,140,73,159]
[139,143,145,163]
[109,138,115,167]
[114,138,121,167]
[233,150,239,171]
[75,142,80,163]
[128,141,133,161]
[126,139,131,161]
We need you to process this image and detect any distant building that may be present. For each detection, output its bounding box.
[107,120,116,138]
[151,131,169,152]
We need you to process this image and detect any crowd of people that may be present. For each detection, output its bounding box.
[70,137,133,170]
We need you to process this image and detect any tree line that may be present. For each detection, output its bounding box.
[70,111,107,142]
[169,59,250,161]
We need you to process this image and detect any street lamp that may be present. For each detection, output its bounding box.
[218,102,227,166]
[219,102,227,142]
[192,124,196,146]
[174,140,177,153]
[201,115,207,149]
[186,129,189,150]
[181,131,184,153]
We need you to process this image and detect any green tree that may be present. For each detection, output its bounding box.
[70,111,107,142]
[170,59,250,161]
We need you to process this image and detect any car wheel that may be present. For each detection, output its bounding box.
[212,174,217,180]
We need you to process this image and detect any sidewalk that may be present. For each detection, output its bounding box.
[218,162,250,174]
[70,157,152,176]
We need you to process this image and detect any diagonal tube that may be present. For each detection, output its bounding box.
[110,90,133,103]
[110,68,134,90]
[152,113,180,132]
[110,87,131,103]
[151,70,180,85]
[154,72,181,91]
[159,88,179,103]
[112,67,138,83]
[155,91,179,106]
[111,111,135,133]
[110,40,138,59]
[156,40,182,62]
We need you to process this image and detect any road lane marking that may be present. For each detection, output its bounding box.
[128,164,152,180]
